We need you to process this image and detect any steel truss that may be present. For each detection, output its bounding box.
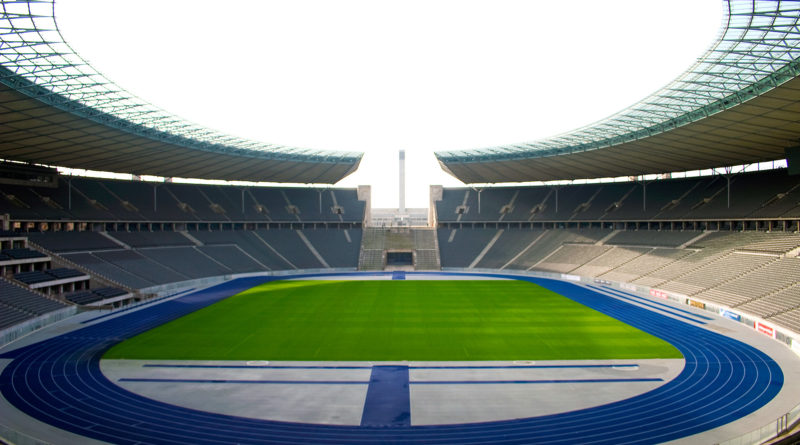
[436,0,800,164]
[0,0,361,164]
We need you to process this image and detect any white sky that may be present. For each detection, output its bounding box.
[56,0,722,208]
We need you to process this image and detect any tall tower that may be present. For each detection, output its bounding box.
[399,149,406,213]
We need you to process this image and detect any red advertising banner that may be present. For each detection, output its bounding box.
[650,289,669,299]
[755,322,776,338]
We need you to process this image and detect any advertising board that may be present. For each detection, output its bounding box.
[755,321,776,338]
[688,299,706,309]
[650,289,669,299]
[719,309,741,322]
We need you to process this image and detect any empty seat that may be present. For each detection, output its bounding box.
[1,248,47,259]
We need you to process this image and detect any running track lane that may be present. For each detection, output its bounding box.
[0,273,784,444]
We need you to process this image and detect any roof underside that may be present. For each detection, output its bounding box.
[441,75,800,183]
[437,0,800,183]
[0,81,360,183]
[0,1,361,184]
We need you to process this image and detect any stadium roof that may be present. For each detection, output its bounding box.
[0,0,362,184]
[437,0,800,183]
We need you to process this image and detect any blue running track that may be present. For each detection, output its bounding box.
[0,273,784,444]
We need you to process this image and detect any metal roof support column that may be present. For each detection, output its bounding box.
[723,165,739,209]
[640,179,648,212]
[555,187,559,213]
[469,187,482,215]
[727,175,731,209]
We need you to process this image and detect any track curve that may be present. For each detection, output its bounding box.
[0,273,785,444]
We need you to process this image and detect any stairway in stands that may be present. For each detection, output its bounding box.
[413,228,441,270]
[358,228,441,271]
[358,228,385,270]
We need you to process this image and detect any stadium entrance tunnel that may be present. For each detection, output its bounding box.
[386,251,413,266]
[0,271,794,445]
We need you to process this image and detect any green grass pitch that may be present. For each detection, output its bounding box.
[104,280,682,361]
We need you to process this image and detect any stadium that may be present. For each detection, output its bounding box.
[1,0,800,444]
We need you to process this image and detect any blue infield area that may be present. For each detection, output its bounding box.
[0,272,785,444]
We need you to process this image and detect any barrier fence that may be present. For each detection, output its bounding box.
[464,267,800,445]
[2,268,798,444]
[0,422,50,445]
[717,402,800,445]
[0,306,77,347]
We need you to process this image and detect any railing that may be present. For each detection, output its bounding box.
[0,422,50,445]
[717,402,800,444]
[26,241,138,295]
[138,268,359,296]
[0,305,77,347]
[464,267,800,445]
[2,267,797,444]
